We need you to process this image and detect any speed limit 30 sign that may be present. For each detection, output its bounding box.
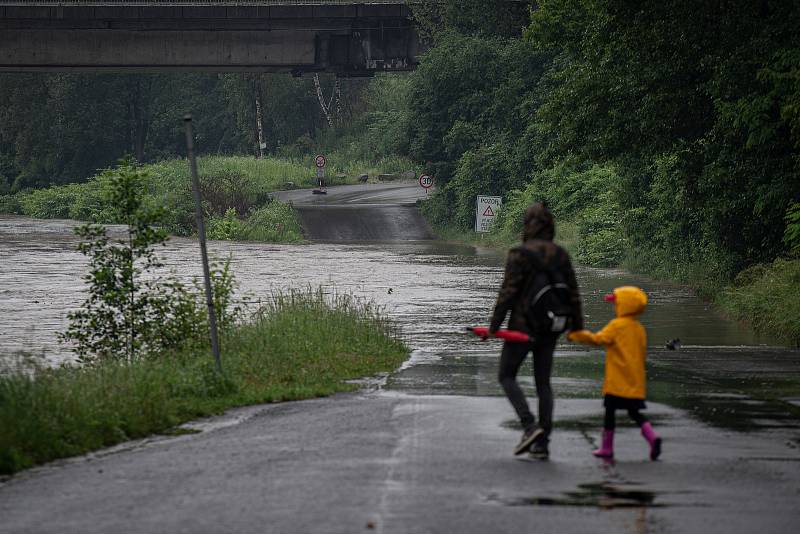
[419,174,433,189]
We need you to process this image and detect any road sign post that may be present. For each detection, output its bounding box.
[475,195,502,233]
[419,174,433,195]
[314,154,327,189]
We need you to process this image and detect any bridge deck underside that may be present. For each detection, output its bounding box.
[0,2,419,74]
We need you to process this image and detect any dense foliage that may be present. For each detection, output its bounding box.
[4,156,314,241]
[0,71,417,244]
[0,72,383,194]
[409,0,800,291]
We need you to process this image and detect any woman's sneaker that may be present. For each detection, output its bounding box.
[514,427,544,455]
[529,438,549,460]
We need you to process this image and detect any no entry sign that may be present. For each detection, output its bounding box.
[419,174,433,189]
[315,154,327,168]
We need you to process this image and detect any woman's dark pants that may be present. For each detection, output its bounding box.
[497,334,558,435]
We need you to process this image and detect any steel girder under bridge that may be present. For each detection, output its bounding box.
[0,1,421,75]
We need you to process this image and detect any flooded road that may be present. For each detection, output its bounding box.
[1,213,798,433]
[2,209,800,534]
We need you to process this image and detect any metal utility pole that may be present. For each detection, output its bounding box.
[254,79,266,158]
[184,114,222,373]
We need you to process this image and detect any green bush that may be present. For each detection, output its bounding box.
[0,194,22,214]
[535,163,620,218]
[206,201,304,243]
[60,162,242,364]
[478,163,622,262]
[17,184,82,219]
[576,204,626,267]
[438,143,518,230]
[785,202,800,255]
[718,258,800,345]
[239,201,304,243]
[207,207,245,240]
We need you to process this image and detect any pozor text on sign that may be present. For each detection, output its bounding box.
[475,195,502,233]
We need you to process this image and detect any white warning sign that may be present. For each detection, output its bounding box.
[476,196,502,233]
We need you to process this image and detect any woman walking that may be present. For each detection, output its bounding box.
[489,203,583,459]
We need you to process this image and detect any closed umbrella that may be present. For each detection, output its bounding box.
[466,326,530,343]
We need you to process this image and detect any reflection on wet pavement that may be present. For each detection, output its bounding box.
[484,482,669,509]
[1,215,799,433]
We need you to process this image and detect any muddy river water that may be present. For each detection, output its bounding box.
[1,214,798,434]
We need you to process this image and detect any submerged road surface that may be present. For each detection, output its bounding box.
[272,182,433,242]
[1,183,799,533]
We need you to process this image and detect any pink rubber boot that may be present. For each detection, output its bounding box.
[592,429,614,458]
[641,422,662,460]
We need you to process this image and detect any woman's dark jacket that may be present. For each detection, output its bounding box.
[489,214,583,335]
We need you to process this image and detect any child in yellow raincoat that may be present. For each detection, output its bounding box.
[568,286,662,460]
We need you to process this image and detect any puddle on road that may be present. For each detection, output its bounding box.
[484,482,668,509]
[554,347,800,432]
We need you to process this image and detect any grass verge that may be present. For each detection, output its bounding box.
[0,288,408,475]
[716,258,800,346]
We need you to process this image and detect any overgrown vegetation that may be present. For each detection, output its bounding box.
[1,157,316,241]
[57,162,248,362]
[0,167,408,474]
[0,288,408,475]
[206,203,304,242]
[1,1,798,341]
[60,162,213,363]
[717,258,800,345]
[0,151,415,242]
[407,0,800,343]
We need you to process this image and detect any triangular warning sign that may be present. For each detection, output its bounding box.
[483,206,495,217]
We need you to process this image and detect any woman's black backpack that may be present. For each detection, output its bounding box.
[515,247,573,335]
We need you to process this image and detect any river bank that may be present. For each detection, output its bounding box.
[422,217,800,347]
[0,155,418,244]
[0,289,408,475]
[1,213,798,475]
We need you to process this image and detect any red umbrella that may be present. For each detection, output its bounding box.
[466,326,530,343]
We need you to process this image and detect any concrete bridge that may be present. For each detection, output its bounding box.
[0,1,421,75]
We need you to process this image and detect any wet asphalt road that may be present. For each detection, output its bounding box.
[272,182,433,242]
[1,183,799,533]
[2,395,798,533]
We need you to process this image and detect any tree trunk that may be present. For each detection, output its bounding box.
[313,74,335,127]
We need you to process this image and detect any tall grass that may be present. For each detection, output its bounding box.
[716,258,800,346]
[206,201,305,243]
[0,288,408,475]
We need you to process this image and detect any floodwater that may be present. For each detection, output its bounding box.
[1,214,798,433]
